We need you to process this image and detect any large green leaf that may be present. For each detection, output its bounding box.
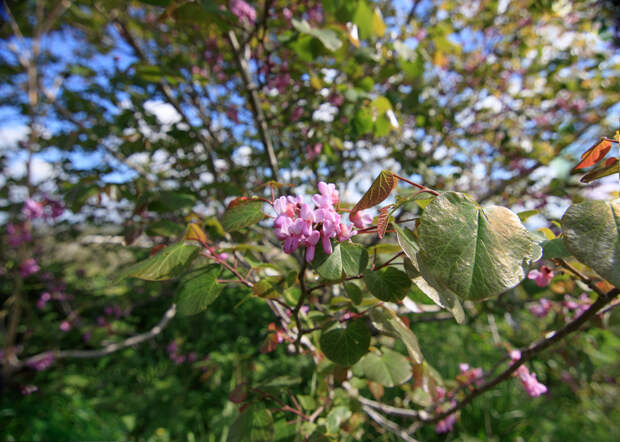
[319,319,370,366]
[252,276,287,299]
[561,199,620,287]
[340,242,369,276]
[313,243,343,280]
[356,348,412,387]
[227,403,273,442]
[326,406,352,434]
[292,19,342,51]
[412,276,465,324]
[393,224,419,268]
[177,265,223,315]
[363,267,411,302]
[370,307,423,363]
[353,0,373,39]
[417,192,542,300]
[221,198,265,232]
[541,238,571,259]
[116,242,199,282]
[351,170,397,214]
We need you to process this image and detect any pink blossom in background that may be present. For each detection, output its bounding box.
[305,142,322,160]
[36,292,51,309]
[307,6,323,24]
[282,7,292,21]
[290,106,304,121]
[21,385,38,395]
[328,93,344,107]
[529,298,553,317]
[518,369,548,397]
[435,413,456,433]
[229,0,256,24]
[59,320,72,332]
[563,294,592,319]
[22,199,44,219]
[45,198,65,219]
[527,265,554,287]
[226,105,239,124]
[19,258,40,277]
[7,223,32,248]
[350,210,373,229]
[458,362,483,386]
[28,352,54,371]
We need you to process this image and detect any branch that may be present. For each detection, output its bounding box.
[12,303,177,370]
[227,30,281,182]
[422,287,619,424]
[362,404,419,442]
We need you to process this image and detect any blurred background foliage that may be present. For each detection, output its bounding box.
[1,0,619,440]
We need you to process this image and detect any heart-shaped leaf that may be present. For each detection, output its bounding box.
[221,197,265,232]
[393,224,419,268]
[370,307,423,363]
[351,170,397,215]
[340,242,369,276]
[313,243,343,280]
[364,267,411,302]
[227,403,273,442]
[412,276,465,324]
[356,348,412,387]
[116,242,199,282]
[561,199,620,287]
[177,265,223,315]
[319,319,370,366]
[417,192,542,300]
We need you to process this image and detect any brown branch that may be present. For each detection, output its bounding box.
[362,404,419,442]
[12,303,177,371]
[227,30,281,182]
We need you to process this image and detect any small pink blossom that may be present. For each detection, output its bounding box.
[435,413,456,433]
[7,223,32,248]
[350,210,373,229]
[21,384,38,395]
[23,199,44,219]
[36,292,51,309]
[518,370,548,397]
[59,320,72,332]
[230,0,256,24]
[20,258,40,277]
[307,6,323,24]
[290,106,304,121]
[458,362,483,386]
[282,7,293,21]
[527,265,554,287]
[29,352,54,371]
[306,142,322,160]
[529,298,553,318]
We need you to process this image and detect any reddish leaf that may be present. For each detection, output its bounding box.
[377,207,390,239]
[229,383,248,404]
[580,157,619,183]
[149,244,166,256]
[572,138,616,170]
[351,170,397,215]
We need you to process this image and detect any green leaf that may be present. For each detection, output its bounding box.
[356,348,412,387]
[326,406,352,434]
[352,106,373,136]
[148,191,196,212]
[353,1,373,40]
[518,209,539,222]
[412,276,465,324]
[313,243,343,280]
[561,199,620,286]
[221,198,265,232]
[351,170,398,214]
[393,224,419,268]
[580,158,619,183]
[417,192,542,300]
[292,19,342,51]
[541,238,571,259]
[340,242,369,276]
[227,403,273,442]
[344,282,363,305]
[253,276,287,299]
[146,220,185,238]
[319,319,370,366]
[364,267,411,302]
[372,7,386,37]
[370,307,423,363]
[116,242,199,282]
[177,265,223,315]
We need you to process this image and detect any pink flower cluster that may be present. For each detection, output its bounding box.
[229,0,256,25]
[529,298,553,317]
[563,293,591,320]
[273,182,368,262]
[22,198,64,221]
[528,265,554,287]
[28,352,54,371]
[167,340,198,365]
[457,362,483,386]
[20,258,40,277]
[510,350,548,397]
[7,223,32,248]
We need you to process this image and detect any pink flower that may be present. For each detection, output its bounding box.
[45,198,64,219]
[282,7,292,21]
[306,142,322,160]
[22,199,44,219]
[20,258,40,277]
[518,369,548,397]
[436,413,456,433]
[226,105,239,124]
[59,320,71,332]
[350,211,373,229]
[458,362,483,386]
[36,292,51,309]
[307,6,323,23]
[336,223,356,242]
[317,182,339,206]
[230,0,256,24]
[29,352,54,371]
[290,106,304,121]
[529,298,553,317]
[7,223,32,248]
[528,265,554,287]
[21,385,38,395]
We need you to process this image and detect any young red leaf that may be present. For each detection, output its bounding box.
[572,138,616,170]
[351,170,397,215]
[377,206,390,239]
[580,157,619,183]
[184,223,207,245]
